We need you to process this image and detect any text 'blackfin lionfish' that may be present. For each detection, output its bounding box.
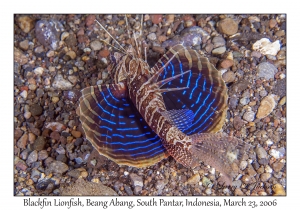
[78,15,253,185]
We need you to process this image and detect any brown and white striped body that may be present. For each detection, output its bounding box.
[113,47,203,167]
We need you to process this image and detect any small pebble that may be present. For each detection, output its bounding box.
[272,183,286,196]
[265,165,273,173]
[220,59,233,69]
[34,67,44,75]
[212,36,226,48]
[147,33,157,41]
[30,104,43,116]
[35,19,64,50]
[17,133,28,149]
[205,188,212,195]
[24,111,31,119]
[99,49,110,58]
[257,62,278,80]
[218,18,238,35]
[124,185,133,196]
[269,19,277,28]
[85,15,96,26]
[240,97,250,105]
[61,31,69,41]
[14,47,28,65]
[151,14,163,24]
[155,180,166,191]
[279,96,286,105]
[187,174,200,185]
[212,46,226,54]
[19,40,29,50]
[32,136,46,151]
[129,173,143,187]
[102,71,108,80]
[68,75,78,84]
[46,50,55,57]
[90,40,102,51]
[222,71,235,83]
[71,130,82,138]
[28,84,37,91]
[17,16,35,33]
[66,51,76,59]
[52,74,73,90]
[243,110,255,122]
[269,148,285,159]
[256,147,268,159]
[52,96,59,103]
[47,160,69,174]
[239,160,248,170]
[26,150,38,165]
[260,173,271,182]
[20,90,28,99]
[256,95,276,119]
[38,150,49,160]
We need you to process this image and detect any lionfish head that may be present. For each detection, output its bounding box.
[113,43,152,84]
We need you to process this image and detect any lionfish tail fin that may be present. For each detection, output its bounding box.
[189,133,253,186]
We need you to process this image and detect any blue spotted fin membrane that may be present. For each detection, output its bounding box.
[78,83,168,167]
[160,109,194,132]
[152,44,228,135]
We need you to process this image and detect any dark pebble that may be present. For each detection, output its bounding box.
[61,131,71,138]
[67,169,81,179]
[273,79,286,97]
[30,104,43,116]
[42,129,51,137]
[124,185,134,196]
[36,179,52,191]
[14,129,23,140]
[50,131,61,140]
[32,136,46,151]
[259,158,269,165]
[56,154,68,163]
[74,138,84,147]
[113,181,123,192]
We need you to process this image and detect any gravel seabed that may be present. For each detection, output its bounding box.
[14,14,286,196]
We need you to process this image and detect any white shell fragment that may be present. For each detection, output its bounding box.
[252,38,280,56]
[52,74,73,90]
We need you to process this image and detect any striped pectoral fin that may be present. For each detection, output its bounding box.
[79,83,168,168]
[160,109,194,132]
[152,44,228,135]
[189,132,253,186]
